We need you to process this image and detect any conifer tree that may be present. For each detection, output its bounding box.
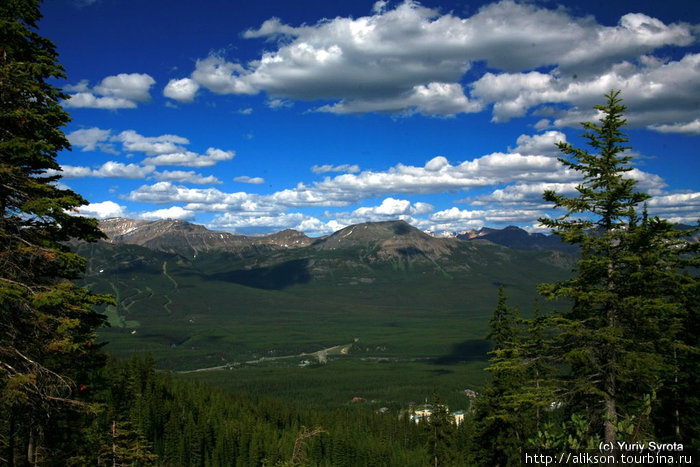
[468,287,528,466]
[538,90,699,447]
[0,0,111,463]
[424,390,455,467]
[487,286,520,350]
[619,209,699,447]
[520,301,557,437]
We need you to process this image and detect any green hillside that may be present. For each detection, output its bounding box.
[72,223,574,409]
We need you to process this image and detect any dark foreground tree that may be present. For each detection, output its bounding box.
[468,287,529,466]
[538,90,699,448]
[468,91,698,463]
[423,389,456,467]
[1,0,111,464]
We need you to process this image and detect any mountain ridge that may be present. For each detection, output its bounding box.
[456,225,576,253]
[99,217,314,257]
[72,217,581,371]
[99,217,573,258]
[309,220,458,262]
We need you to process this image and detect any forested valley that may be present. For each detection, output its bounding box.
[27,354,466,466]
[2,1,698,465]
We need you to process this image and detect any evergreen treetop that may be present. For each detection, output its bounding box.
[537,90,698,448]
[541,90,649,236]
[1,0,111,463]
[470,91,698,460]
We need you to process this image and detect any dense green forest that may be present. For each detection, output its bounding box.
[1,1,698,465]
[54,354,473,466]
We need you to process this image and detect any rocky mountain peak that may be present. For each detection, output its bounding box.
[456,225,574,252]
[312,220,457,260]
[99,217,151,238]
[98,218,312,256]
[258,229,315,248]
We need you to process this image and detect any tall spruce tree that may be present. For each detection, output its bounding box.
[618,209,699,447]
[0,0,110,464]
[468,287,528,466]
[520,301,557,439]
[538,90,699,448]
[424,389,455,467]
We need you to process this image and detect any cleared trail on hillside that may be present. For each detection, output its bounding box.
[162,261,178,314]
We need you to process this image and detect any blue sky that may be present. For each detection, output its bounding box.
[39,0,699,235]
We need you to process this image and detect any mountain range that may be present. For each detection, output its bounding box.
[98,217,574,258]
[71,217,578,372]
[68,217,694,408]
[98,217,314,257]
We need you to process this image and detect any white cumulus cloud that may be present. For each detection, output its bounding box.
[352,197,434,218]
[234,176,266,184]
[64,93,138,109]
[311,164,360,174]
[116,126,698,235]
[169,0,695,122]
[646,192,700,224]
[649,119,700,135]
[472,53,700,130]
[60,162,155,179]
[163,78,200,103]
[67,127,115,152]
[139,206,195,221]
[190,55,257,95]
[76,201,126,219]
[154,170,222,185]
[114,130,190,155]
[143,148,235,167]
[64,73,155,109]
[510,131,567,157]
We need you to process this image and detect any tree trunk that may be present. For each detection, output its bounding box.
[8,412,15,467]
[27,427,35,466]
[112,419,117,467]
[604,257,618,452]
[604,387,617,445]
[535,369,541,433]
[604,312,618,447]
[673,347,680,439]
